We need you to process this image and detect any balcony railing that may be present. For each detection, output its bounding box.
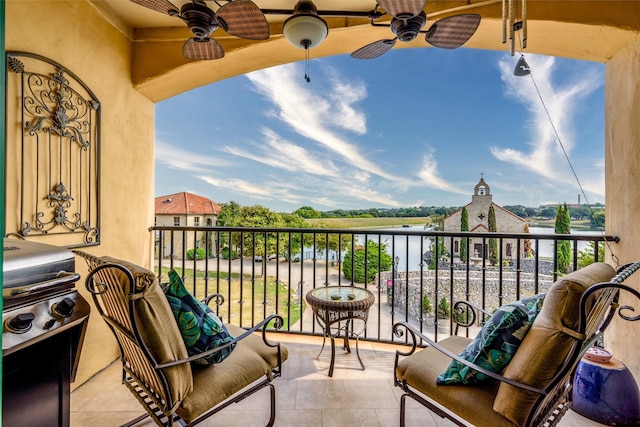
[150,225,619,344]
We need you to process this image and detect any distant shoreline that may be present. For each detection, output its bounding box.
[306,217,598,231]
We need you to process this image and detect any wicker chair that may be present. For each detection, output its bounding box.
[393,261,640,427]
[75,251,288,427]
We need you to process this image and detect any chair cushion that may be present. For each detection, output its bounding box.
[177,324,288,423]
[437,294,545,385]
[493,262,616,426]
[99,257,194,407]
[396,335,518,427]
[163,269,236,365]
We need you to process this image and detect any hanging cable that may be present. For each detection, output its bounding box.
[523,64,619,266]
[508,2,617,265]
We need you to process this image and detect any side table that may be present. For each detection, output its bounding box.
[305,286,375,377]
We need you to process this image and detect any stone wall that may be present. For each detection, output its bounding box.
[379,268,555,321]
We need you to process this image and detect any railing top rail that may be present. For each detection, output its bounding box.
[149,225,618,243]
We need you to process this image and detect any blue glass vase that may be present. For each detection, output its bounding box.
[573,347,640,426]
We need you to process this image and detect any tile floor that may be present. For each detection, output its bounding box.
[71,333,605,427]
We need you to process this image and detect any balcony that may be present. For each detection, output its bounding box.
[67,225,617,426]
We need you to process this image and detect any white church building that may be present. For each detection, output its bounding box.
[443,177,527,264]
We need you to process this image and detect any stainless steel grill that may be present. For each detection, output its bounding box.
[2,238,90,427]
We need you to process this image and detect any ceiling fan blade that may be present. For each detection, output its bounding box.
[130,0,179,16]
[183,38,224,60]
[425,14,481,49]
[216,0,270,40]
[351,39,397,60]
[377,0,427,18]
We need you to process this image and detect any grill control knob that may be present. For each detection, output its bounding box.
[52,297,76,317]
[6,312,36,333]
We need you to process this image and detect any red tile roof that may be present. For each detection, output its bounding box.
[155,192,221,215]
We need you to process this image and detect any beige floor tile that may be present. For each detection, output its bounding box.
[295,378,349,410]
[273,409,323,427]
[321,408,379,427]
[71,335,606,427]
[343,379,399,409]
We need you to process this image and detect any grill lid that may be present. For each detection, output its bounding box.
[3,238,75,289]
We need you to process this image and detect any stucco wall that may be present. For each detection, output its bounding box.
[6,0,156,386]
[605,35,640,381]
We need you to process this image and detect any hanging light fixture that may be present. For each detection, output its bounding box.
[283,0,328,82]
[283,0,328,49]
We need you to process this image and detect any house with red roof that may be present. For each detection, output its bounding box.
[154,192,222,259]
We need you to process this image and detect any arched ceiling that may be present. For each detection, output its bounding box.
[91,0,640,102]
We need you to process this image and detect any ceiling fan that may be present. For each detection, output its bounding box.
[130,0,270,60]
[351,0,481,59]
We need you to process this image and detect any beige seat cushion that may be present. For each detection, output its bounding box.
[177,324,289,423]
[396,335,518,427]
[493,262,616,426]
[99,256,194,408]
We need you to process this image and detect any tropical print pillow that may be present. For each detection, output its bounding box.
[163,269,236,365]
[437,294,545,385]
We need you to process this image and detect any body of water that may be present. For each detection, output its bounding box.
[301,225,603,272]
[365,226,601,272]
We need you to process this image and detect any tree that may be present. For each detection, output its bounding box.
[217,201,243,226]
[555,203,572,274]
[312,226,351,258]
[488,205,498,265]
[540,206,557,218]
[578,242,605,268]
[425,215,448,269]
[342,240,392,283]
[460,207,469,262]
[216,203,294,275]
[293,206,320,219]
[590,211,605,230]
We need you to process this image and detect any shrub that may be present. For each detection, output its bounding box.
[342,240,392,283]
[186,247,206,260]
[437,297,450,319]
[221,247,237,260]
[421,295,432,315]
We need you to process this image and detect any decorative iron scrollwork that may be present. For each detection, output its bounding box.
[6,52,100,246]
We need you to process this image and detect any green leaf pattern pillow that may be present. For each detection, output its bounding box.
[437,294,545,385]
[163,269,236,365]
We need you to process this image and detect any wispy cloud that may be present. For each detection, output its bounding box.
[245,64,400,182]
[222,128,340,176]
[199,175,303,205]
[416,149,467,194]
[491,55,603,195]
[155,140,225,173]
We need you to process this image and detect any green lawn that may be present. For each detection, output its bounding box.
[157,267,304,330]
[305,217,431,229]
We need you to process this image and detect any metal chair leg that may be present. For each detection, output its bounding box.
[266,383,276,427]
[400,393,408,427]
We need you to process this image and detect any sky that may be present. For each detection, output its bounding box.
[154,47,605,213]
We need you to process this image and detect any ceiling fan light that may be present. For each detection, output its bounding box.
[283,14,328,49]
